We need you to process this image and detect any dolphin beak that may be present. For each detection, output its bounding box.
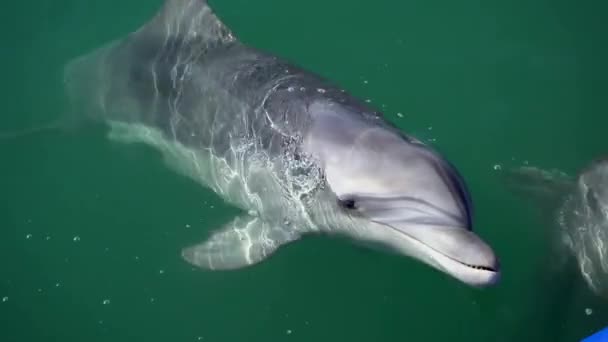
[386,222,501,287]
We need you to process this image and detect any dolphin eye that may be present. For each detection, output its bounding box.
[339,198,357,210]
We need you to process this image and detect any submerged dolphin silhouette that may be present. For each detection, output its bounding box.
[503,158,608,297]
[64,0,500,287]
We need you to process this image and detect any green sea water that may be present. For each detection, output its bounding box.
[1,0,607,341]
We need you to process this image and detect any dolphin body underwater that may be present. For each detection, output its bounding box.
[64,0,500,287]
[504,158,608,297]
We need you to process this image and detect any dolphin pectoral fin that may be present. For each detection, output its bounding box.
[181,215,299,270]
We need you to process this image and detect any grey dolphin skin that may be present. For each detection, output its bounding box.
[64,0,500,287]
[504,158,608,298]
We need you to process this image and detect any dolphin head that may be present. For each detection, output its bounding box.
[303,101,500,287]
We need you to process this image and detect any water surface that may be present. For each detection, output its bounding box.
[1,0,607,341]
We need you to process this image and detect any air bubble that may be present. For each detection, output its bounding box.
[2,297,7,302]
[585,308,593,315]
[493,164,502,171]
[73,236,81,242]
[102,299,111,305]
[26,234,32,239]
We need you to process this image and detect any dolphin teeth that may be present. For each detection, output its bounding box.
[460,262,497,272]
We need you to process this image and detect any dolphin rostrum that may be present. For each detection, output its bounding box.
[503,158,608,297]
[64,0,500,287]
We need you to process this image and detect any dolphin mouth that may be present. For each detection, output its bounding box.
[377,221,501,286]
[445,255,499,272]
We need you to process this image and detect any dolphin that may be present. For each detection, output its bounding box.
[503,158,608,297]
[64,0,500,287]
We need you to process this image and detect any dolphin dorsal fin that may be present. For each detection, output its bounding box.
[136,0,236,47]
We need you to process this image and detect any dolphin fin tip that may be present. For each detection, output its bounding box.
[181,215,300,271]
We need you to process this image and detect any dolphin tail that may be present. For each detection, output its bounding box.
[181,215,301,270]
[0,63,99,141]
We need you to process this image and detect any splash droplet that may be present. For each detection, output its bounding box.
[396,112,404,118]
[2,297,7,302]
[585,308,593,315]
[286,329,292,335]
[25,234,32,239]
[159,269,165,275]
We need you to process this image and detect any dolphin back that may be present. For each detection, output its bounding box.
[62,0,236,127]
[136,0,234,45]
